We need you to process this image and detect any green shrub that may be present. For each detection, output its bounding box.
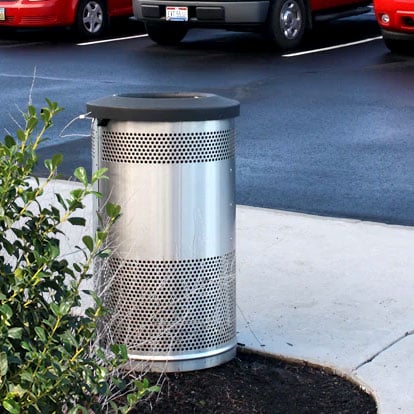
[0,100,156,413]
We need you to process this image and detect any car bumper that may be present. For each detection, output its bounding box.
[0,1,71,27]
[133,0,269,25]
[382,28,414,41]
[375,6,414,35]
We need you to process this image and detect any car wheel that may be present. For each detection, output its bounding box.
[76,0,108,38]
[145,23,188,45]
[267,0,306,50]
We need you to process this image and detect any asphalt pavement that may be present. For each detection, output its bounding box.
[2,16,413,226]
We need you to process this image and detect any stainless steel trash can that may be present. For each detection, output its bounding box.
[87,93,240,372]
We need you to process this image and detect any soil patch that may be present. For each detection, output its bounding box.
[132,349,377,413]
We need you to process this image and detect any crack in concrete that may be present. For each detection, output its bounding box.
[237,305,266,348]
[353,329,414,372]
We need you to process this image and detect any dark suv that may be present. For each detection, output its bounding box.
[133,0,371,50]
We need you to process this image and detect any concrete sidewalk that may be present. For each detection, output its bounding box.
[236,205,414,414]
[48,179,414,413]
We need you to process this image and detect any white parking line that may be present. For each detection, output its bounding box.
[0,42,47,49]
[77,33,148,46]
[282,36,383,57]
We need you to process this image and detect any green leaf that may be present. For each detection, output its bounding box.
[111,344,128,361]
[44,158,53,172]
[16,129,26,142]
[97,231,108,241]
[127,392,138,405]
[40,107,51,123]
[50,302,60,317]
[26,116,38,132]
[2,240,14,256]
[0,352,8,377]
[9,384,26,398]
[73,263,82,272]
[106,203,121,219]
[109,401,119,413]
[27,104,36,117]
[45,98,63,114]
[74,167,88,186]
[91,167,108,184]
[35,326,47,342]
[21,341,33,352]
[59,302,71,316]
[51,153,63,167]
[44,154,63,172]
[70,188,84,199]
[14,268,24,280]
[95,348,106,360]
[55,193,67,209]
[20,370,34,383]
[68,217,86,226]
[0,304,13,320]
[4,135,16,148]
[61,331,79,349]
[90,191,102,198]
[68,406,88,414]
[8,328,23,339]
[2,398,20,414]
[97,248,111,258]
[83,235,94,253]
[48,243,60,259]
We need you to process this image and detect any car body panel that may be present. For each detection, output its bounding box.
[311,0,369,12]
[374,0,414,40]
[108,0,133,17]
[0,0,132,28]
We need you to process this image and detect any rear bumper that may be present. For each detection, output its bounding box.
[133,0,269,26]
[375,6,414,36]
[382,28,414,41]
[0,1,72,28]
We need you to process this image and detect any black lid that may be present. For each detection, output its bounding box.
[87,93,240,122]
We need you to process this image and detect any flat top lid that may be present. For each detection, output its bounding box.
[87,93,240,122]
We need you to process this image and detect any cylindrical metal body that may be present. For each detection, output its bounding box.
[88,93,239,372]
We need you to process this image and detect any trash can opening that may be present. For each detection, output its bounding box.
[118,92,209,100]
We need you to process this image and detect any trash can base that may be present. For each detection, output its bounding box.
[125,344,237,373]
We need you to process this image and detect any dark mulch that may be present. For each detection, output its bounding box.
[132,349,377,413]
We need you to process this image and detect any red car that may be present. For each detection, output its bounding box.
[374,0,414,52]
[0,0,133,38]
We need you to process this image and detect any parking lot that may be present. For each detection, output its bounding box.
[0,11,413,225]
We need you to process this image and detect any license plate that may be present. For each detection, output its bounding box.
[0,8,5,21]
[166,6,188,22]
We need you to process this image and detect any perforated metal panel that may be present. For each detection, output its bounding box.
[99,253,235,356]
[101,129,235,164]
[90,93,239,372]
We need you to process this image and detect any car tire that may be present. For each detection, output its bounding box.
[266,0,306,50]
[383,38,413,54]
[145,23,188,45]
[76,0,108,38]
